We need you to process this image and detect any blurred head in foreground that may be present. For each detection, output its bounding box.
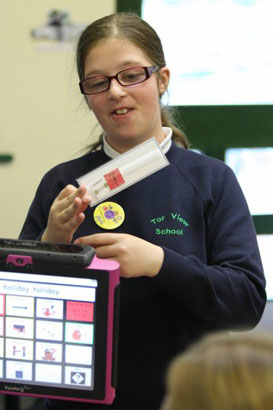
[161,331,273,410]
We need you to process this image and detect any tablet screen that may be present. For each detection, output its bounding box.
[0,264,115,402]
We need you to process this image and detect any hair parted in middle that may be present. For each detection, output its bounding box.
[76,12,188,151]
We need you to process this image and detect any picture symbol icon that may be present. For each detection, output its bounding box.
[71,372,85,385]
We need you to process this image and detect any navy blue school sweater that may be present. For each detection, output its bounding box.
[19,142,266,409]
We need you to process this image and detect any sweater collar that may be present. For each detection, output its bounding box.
[103,127,173,159]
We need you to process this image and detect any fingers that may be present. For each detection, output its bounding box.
[55,185,90,220]
[75,234,118,257]
[58,185,90,209]
[43,185,91,243]
[59,196,83,224]
[64,207,86,230]
[75,233,122,258]
[74,233,118,247]
[75,233,164,278]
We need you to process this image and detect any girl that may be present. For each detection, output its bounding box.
[20,12,266,410]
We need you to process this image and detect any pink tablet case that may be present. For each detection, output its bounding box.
[0,254,120,404]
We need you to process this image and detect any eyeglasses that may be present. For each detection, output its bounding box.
[79,66,160,95]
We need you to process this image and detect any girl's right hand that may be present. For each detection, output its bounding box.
[42,184,91,243]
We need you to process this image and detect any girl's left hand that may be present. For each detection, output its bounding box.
[74,233,164,278]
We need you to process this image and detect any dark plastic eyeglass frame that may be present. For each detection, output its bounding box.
[79,66,160,95]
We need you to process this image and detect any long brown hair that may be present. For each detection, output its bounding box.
[76,12,189,151]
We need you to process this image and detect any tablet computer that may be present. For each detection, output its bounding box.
[0,238,120,405]
[0,238,95,267]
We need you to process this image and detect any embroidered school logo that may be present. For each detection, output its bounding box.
[150,213,189,235]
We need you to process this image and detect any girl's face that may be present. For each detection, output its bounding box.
[84,38,170,153]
